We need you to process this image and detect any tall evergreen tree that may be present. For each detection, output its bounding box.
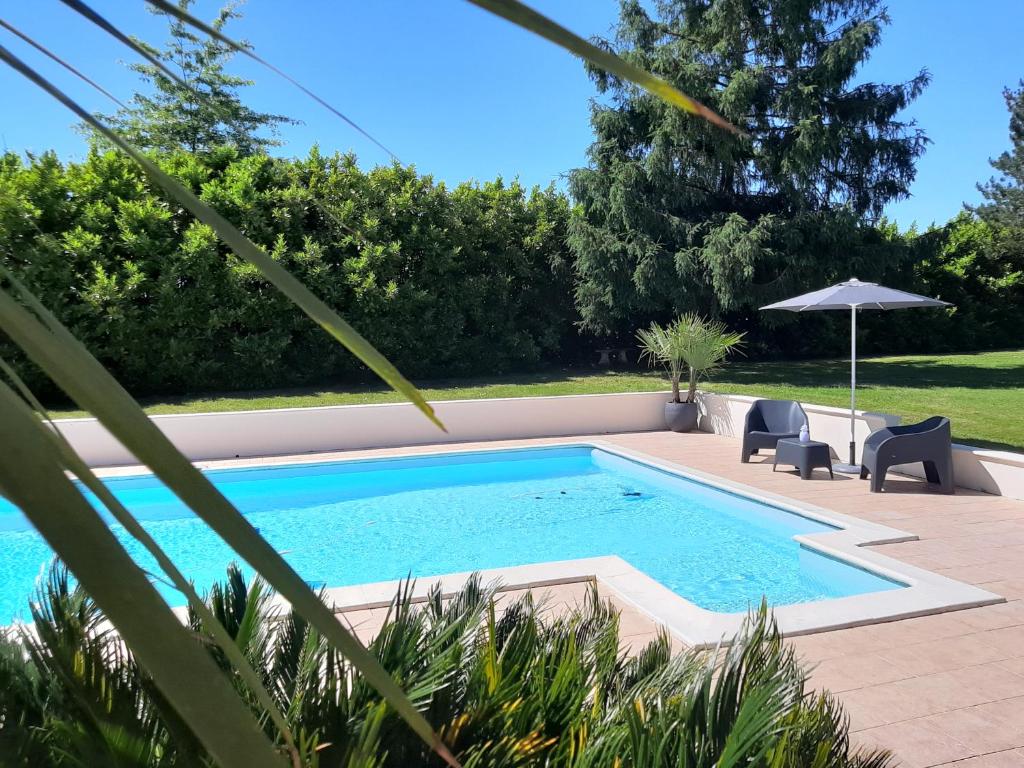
[976,82,1024,228]
[100,1,294,155]
[568,0,928,336]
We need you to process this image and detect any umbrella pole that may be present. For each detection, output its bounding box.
[834,304,860,473]
[850,305,857,467]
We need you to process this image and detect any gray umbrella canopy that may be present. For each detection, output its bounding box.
[761,278,950,312]
[760,278,950,472]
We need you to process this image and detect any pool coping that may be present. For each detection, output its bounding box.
[80,439,1006,646]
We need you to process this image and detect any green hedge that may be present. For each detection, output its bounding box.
[909,213,1024,352]
[3,146,1022,403]
[0,147,577,397]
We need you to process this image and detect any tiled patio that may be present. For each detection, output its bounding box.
[296,430,1024,767]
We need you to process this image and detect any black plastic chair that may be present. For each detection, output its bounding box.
[859,416,954,494]
[741,400,808,463]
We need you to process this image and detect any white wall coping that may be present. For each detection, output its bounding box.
[50,389,1024,499]
[51,389,671,424]
[696,390,895,421]
[953,444,1024,466]
[50,390,673,467]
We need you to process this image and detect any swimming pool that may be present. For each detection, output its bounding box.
[0,444,908,623]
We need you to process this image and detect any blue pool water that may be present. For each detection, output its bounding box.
[0,445,902,622]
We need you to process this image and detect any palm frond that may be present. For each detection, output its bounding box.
[466,0,740,134]
[0,355,301,763]
[0,385,284,768]
[57,0,189,90]
[0,19,125,107]
[637,314,744,401]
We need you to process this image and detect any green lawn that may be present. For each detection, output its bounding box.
[51,349,1024,453]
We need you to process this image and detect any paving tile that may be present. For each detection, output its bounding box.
[921,706,1024,755]
[535,582,590,604]
[878,633,1012,676]
[977,626,1024,657]
[887,671,993,716]
[950,534,1024,553]
[840,682,928,730]
[840,668,998,731]
[964,521,1024,536]
[533,583,592,615]
[932,750,1024,768]
[957,601,1024,631]
[782,626,888,663]
[977,580,1024,600]
[342,606,389,644]
[937,564,1017,584]
[808,652,912,692]
[973,696,1024,732]
[788,630,860,661]
[893,612,982,640]
[853,718,975,767]
[616,605,663,637]
[945,662,1024,702]
[618,634,658,658]
[996,658,1024,677]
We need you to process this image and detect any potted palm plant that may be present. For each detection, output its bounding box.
[637,314,744,432]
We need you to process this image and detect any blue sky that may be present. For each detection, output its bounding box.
[1,1,1021,229]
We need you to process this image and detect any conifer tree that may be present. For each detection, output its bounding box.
[101,1,294,155]
[568,0,928,335]
[976,82,1024,228]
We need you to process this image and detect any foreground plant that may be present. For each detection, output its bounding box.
[0,563,891,767]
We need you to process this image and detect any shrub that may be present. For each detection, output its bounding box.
[909,213,1024,352]
[0,563,893,767]
[0,147,576,399]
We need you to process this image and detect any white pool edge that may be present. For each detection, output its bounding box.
[90,438,1001,648]
[310,551,1002,649]
[568,441,1001,644]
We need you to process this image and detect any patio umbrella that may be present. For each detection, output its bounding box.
[760,278,950,473]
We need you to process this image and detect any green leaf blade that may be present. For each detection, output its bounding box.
[466,0,742,134]
[0,384,286,768]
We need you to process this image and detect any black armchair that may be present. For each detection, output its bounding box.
[860,416,954,493]
[741,400,808,463]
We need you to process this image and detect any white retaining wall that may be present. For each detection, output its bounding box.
[55,390,1024,500]
[53,391,670,467]
[695,392,900,463]
[896,446,1024,500]
[695,392,1024,500]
